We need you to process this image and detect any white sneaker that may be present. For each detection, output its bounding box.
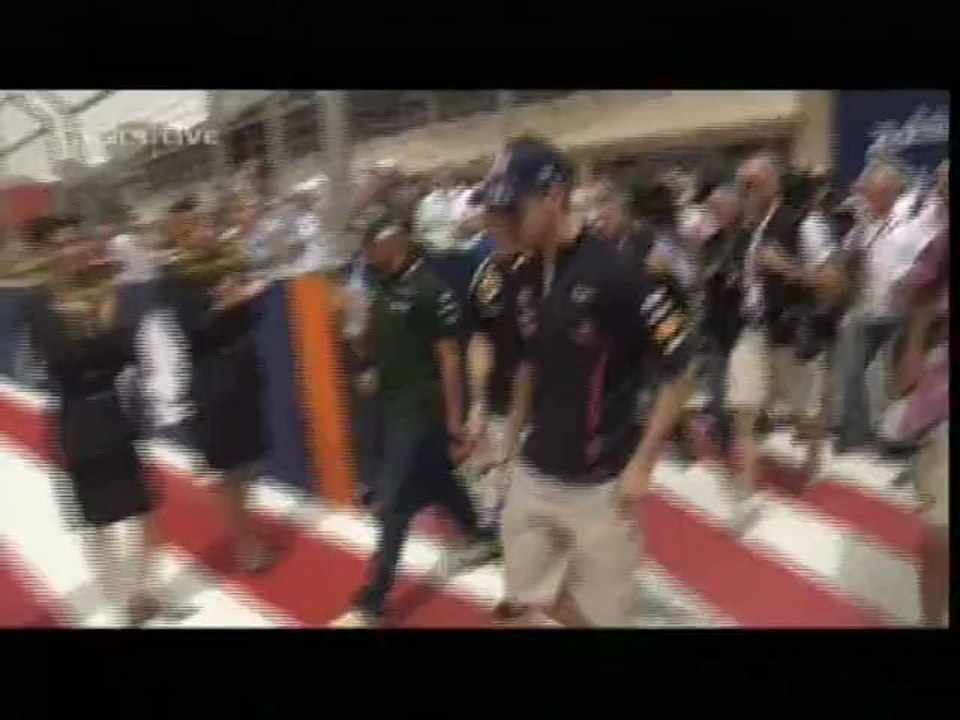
[728,494,764,537]
[328,610,382,628]
[437,539,501,579]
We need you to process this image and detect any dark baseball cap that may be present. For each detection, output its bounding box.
[351,203,411,245]
[469,137,576,210]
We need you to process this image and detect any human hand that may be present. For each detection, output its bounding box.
[618,458,654,509]
[757,247,799,281]
[214,277,265,311]
[465,404,487,446]
[448,432,477,467]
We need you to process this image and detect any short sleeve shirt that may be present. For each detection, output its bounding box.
[466,251,528,415]
[369,257,461,422]
[513,232,694,484]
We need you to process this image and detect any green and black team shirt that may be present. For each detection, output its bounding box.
[369,256,461,423]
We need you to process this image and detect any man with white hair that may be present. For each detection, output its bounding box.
[833,161,917,452]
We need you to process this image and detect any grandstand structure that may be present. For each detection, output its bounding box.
[0,89,835,266]
[1,90,834,206]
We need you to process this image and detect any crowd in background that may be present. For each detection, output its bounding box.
[1,149,949,463]
[342,151,949,467]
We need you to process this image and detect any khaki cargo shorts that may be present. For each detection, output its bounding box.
[501,462,641,627]
[727,327,825,419]
[915,422,949,528]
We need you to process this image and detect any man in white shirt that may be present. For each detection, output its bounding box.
[415,172,490,312]
[414,171,463,254]
[833,162,922,451]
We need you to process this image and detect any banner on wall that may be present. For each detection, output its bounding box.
[834,90,949,189]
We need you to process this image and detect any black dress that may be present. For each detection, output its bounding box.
[27,290,153,527]
[162,272,267,471]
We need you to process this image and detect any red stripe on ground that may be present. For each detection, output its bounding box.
[0,395,53,460]
[637,494,884,628]
[758,457,924,560]
[152,465,491,628]
[0,392,910,628]
[804,482,925,558]
[0,543,62,628]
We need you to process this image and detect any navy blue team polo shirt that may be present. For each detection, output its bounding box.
[514,231,694,485]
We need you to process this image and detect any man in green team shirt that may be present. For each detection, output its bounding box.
[332,204,498,628]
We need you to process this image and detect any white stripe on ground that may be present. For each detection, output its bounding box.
[0,444,293,629]
[248,481,733,628]
[651,459,919,625]
[761,431,918,510]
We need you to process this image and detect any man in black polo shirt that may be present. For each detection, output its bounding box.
[463,203,528,531]
[331,204,498,628]
[475,138,698,627]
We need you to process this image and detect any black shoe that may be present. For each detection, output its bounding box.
[877,442,918,461]
[357,485,376,509]
[156,420,193,447]
[330,606,384,628]
[338,590,385,628]
[833,436,867,455]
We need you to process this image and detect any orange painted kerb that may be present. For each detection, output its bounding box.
[288,275,356,507]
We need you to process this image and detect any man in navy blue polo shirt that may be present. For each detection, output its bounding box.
[463,202,528,532]
[475,137,698,627]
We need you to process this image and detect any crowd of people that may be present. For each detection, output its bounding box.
[0,132,949,629]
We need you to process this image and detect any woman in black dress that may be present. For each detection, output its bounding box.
[161,197,273,573]
[26,216,160,625]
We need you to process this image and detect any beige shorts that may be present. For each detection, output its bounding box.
[726,328,825,419]
[915,422,949,528]
[501,462,641,627]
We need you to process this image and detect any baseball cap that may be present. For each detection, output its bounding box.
[351,203,410,245]
[469,137,575,210]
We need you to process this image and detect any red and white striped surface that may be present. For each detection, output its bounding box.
[0,379,929,629]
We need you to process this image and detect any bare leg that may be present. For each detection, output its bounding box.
[128,512,162,624]
[795,413,823,485]
[733,408,761,497]
[83,525,126,625]
[919,525,949,628]
[728,408,764,534]
[221,464,272,573]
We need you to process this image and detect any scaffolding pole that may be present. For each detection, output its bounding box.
[319,90,352,265]
[206,90,231,200]
[264,92,287,195]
